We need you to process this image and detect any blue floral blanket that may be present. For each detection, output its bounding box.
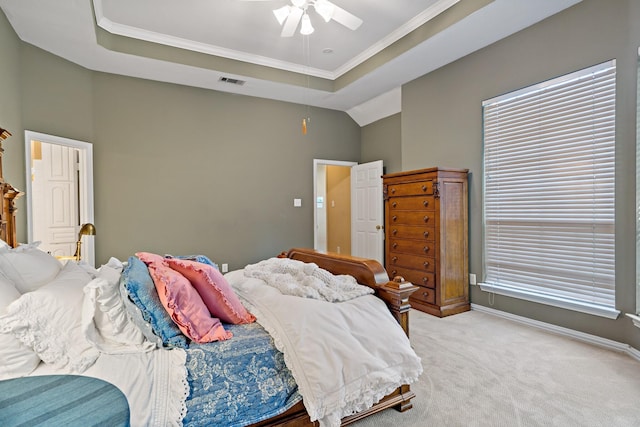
[182,322,302,427]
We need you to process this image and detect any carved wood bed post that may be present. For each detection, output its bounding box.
[377,276,417,337]
[0,132,25,248]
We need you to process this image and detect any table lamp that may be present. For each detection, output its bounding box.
[74,223,96,261]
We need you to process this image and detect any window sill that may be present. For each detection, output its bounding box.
[479,283,620,320]
[626,313,640,329]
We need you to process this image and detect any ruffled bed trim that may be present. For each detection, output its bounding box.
[1,300,98,373]
[152,348,189,427]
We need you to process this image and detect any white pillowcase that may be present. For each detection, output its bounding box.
[82,258,154,354]
[0,272,40,379]
[0,242,62,293]
[0,262,98,372]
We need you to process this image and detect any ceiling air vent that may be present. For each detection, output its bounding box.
[219,77,245,86]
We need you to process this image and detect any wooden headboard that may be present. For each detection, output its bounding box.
[0,138,23,248]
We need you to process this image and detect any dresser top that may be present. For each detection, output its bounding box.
[382,167,469,179]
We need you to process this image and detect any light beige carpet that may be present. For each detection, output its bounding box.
[354,309,640,427]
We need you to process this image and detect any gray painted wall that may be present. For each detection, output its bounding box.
[91,73,360,268]
[400,0,640,348]
[361,113,402,174]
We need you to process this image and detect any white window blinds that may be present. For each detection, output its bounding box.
[482,60,617,318]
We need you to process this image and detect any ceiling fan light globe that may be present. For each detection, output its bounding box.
[273,6,291,25]
[300,13,314,35]
[314,0,334,22]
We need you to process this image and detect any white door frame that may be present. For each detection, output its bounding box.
[24,131,95,266]
[313,159,357,252]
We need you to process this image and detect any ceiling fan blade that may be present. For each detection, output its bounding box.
[281,6,303,37]
[329,2,363,31]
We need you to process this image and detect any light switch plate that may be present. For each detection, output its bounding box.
[294,198,302,207]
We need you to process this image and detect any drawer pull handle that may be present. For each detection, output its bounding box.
[393,229,398,236]
[423,200,429,207]
[391,188,396,194]
[422,291,429,297]
[422,277,429,284]
[392,242,398,249]
[392,215,398,222]
[391,270,397,276]
[423,231,429,238]
[392,257,398,263]
[423,216,429,223]
[423,246,429,253]
[392,202,397,208]
[422,185,427,192]
[423,261,430,268]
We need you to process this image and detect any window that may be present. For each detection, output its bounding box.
[481,60,618,319]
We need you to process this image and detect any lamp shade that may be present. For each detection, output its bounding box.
[300,13,314,35]
[79,223,96,237]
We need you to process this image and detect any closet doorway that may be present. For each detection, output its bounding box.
[24,131,95,266]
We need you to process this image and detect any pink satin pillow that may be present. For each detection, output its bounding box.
[165,258,255,325]
[136,252,232,343]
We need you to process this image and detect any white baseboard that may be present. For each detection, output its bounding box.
[471,303,640,362]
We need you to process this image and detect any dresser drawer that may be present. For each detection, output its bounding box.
[386,266,436,289]
[389,211,434,226]
[389,197,435,211]
[411,285,436,305]
[388,225,435,241]
[387,181,434,197]
[387,253,435,272]
[389,239,434,257]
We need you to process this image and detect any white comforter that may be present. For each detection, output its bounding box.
[226,267,423,427]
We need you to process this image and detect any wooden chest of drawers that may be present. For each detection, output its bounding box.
[383,167,469,317]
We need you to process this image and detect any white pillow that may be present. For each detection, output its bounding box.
[0,242,62,293]
[0,273,40,379]
[0,238,8,249]
[0,262,98,372]
[82,259,154,354]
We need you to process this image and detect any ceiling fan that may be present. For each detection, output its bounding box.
[240,0,363,37]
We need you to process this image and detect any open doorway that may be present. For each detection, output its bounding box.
[314,159,356,254]
[314,159,384,264]
[24,131,95,266]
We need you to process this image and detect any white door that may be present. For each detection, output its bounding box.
[32,143,79,256]
[351,160,384,264]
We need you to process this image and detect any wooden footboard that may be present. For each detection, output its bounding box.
[251,248,418,427]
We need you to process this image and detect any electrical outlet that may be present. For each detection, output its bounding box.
[221,263,229,273]
[469,273,477,285]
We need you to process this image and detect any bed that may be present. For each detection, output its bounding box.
[0,142,421,427]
